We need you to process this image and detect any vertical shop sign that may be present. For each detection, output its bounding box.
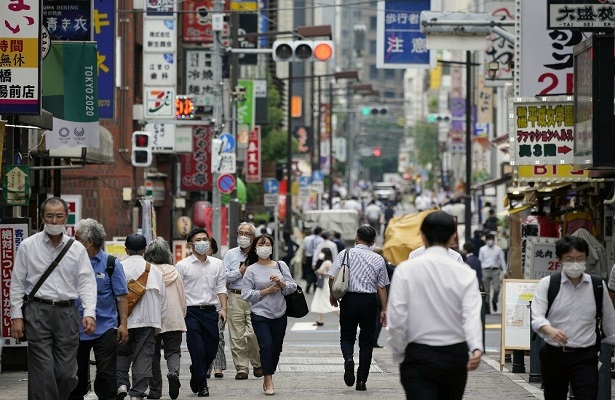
[181,125,213,191]
[184,49,214,113]
[484,1,514,86]
[246,126,261,182]
[93,0,115,119]
[143,53,176,86]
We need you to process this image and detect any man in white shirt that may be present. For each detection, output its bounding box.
[388,211,483,399]
[478,233,507,313]
[364,201,382,236]
[117,233,166,400]
[531,236,615,400]
[10,197,97,400]
[177,228,227,397]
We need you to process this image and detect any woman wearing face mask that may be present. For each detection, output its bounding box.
[310,248,339,326]
[241,234,298,395]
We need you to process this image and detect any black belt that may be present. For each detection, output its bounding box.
[545,343,594,353]
[228,289,242,295]
[189,304,217,311]
[28,297,75,307]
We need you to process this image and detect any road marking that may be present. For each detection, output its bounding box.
[290,322,320,331]
[485,323,502,329]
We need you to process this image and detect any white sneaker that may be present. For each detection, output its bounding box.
[117,385,128,399]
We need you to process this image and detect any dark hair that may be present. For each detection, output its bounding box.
[356,224,376,244]
[485,233,495,240]
[40,197,69,215]
[245,234,275,266]
[334,231,341,239]
[144,237,173,265]
[314,226,323,235]
[186,227,209,243]
[463,242,475,254]
[420,211,456,246]
[320,247,333,261]
[555,236,589,259]
[208,237,218,255]
[321,231,331,240]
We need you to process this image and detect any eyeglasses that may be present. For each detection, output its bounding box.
[561,256,587,263]
[237,232,253,237]
[44,213,66,221]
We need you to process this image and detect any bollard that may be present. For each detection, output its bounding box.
[481,292,487,349]
[528,301,542,383]
[512,350,526,373]
[598,343,612,400]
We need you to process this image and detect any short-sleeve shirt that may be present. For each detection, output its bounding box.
[328,244,389,293]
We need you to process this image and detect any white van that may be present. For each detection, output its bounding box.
[301,209,360,247]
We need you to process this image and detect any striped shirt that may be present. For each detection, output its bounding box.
[328,244,389,293]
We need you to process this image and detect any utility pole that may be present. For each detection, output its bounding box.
[211,0,224,243]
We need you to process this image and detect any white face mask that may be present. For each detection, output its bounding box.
[318,253,325,260]
[193,241,210,255]
[486,240,494,247]
[45,224,65,236]
[237,236,252,248]
[562,262,586,278]
[256,246,273,259]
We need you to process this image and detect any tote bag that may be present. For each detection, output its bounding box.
[331,250,350,300]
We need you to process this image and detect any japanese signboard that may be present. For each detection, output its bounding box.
[184,49,214,111]
[2,165,30,206]
[376,0,434,69]
[1,218,29,346]
[43,41,99,149]
[548,0,615,30]
[144,87,175,118]
[182,0,230,44]
[237,79,255,129]
[93,0,115,119]
[181,125,213,191]
[517,0,588,96]
[147,0,175,16]
[246,126,261,182]
[237,13,258,65]
[42,0,91,41]
[143,53,176,86]
[484,1,514,86]
[517,164,590,182]
[0,0,41,115]
[145,122,175,153]
[523,237,560,279]
[144,19,177,53]
[509,97,574,166]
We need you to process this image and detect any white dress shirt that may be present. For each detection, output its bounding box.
[10,232,97,319]
[121,255,166,330]
[176,254,227,307]
[312,239,338,267]
[408,245,463,263]
[478,244,507,273]
[531,272,615,347]
[388,246,483,363]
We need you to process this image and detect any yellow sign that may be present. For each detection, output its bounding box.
[517,164,590,182]
[230,1,257,11]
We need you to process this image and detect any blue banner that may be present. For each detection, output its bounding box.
[377,0,432,69]
[42,0,91,41]
[93,0,115,119]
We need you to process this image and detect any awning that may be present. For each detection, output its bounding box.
[471,173,512,191]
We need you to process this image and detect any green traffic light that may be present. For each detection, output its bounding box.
[361,107,371,116]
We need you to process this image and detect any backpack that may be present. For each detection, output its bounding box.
[538,271,604,349]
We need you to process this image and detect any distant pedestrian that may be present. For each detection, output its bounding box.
[70,219,129,400]
[388,211,483,399]
[478,233,507,313]
[281,231,299,271]
[531,236,615,400]
[10,197,97,400]
[364,201,382,235]
[328,225,389,392]
[242,234,298,395]
[469,230,485,257]
[483,209,499,233]
[310,248,339,326]
[145,237,186,400]
[462,243,483,291]
[332,231,346,253]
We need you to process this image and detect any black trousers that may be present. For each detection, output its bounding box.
[339,292,378,382]
[540,344,598,400]
[399,342,469,400]
[251,313,288,375]
[185,307,219,391]
[69,328,118,400]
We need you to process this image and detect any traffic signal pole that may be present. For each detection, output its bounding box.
[285,59,294,234]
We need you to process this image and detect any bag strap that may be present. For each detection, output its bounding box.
[591,274,604,348]
[27,238,75,300]
[545,271,562,318]
[342,249,350,267]
[106,255,117,297]
[135,262,151,287]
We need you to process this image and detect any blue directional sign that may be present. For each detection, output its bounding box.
[312,170,323,181]
[299,176,311,187]
[219,133,235,153]
[263,178,280,194]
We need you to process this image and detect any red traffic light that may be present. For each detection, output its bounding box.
[373,147,381,157]
[135,133,149,147]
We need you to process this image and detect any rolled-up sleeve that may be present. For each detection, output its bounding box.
[530,277,551,336]
[241,270,262,303]
[216,262,227,295]
[76,248,97,319]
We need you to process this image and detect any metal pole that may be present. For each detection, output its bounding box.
[328,80,334,209]
[229,11,240,248]
[211,0,223,242]
[285,62,293,233]
[598,343,612,399]
[464,51,472,244]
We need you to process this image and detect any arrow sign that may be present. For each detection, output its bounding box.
[263,178,279,194]
[219,133,235,153]
[557,145,571,154]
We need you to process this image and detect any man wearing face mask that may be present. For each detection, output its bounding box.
[478,233,507,314]
[176,228,227,397]
[531,236,615,400]
[223,222,263,380]
[10,197,97,400]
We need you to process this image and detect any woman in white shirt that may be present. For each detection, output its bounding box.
[310,248,339,326]
[242,234,297,396]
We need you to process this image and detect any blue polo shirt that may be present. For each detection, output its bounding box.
[76,250,128,340]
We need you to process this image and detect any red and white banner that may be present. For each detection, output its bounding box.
[181,125,213,191]
[246,126,261,182]
[182,0,230,44]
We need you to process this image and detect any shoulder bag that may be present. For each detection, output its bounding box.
[21,238,75,341]
[126,262,151,316]
[277,262,309,318]
[331,249,350,300]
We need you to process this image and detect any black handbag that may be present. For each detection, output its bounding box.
[285,286,309,318]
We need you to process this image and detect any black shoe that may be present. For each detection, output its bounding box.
[198,387,210,397]
[344,359,355,387]
[189,365,198,393]
[492,302,498,312]
[167,372,181,400]
[313,321,324,326]
[356,381,367,391]
[146,394,161,399]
